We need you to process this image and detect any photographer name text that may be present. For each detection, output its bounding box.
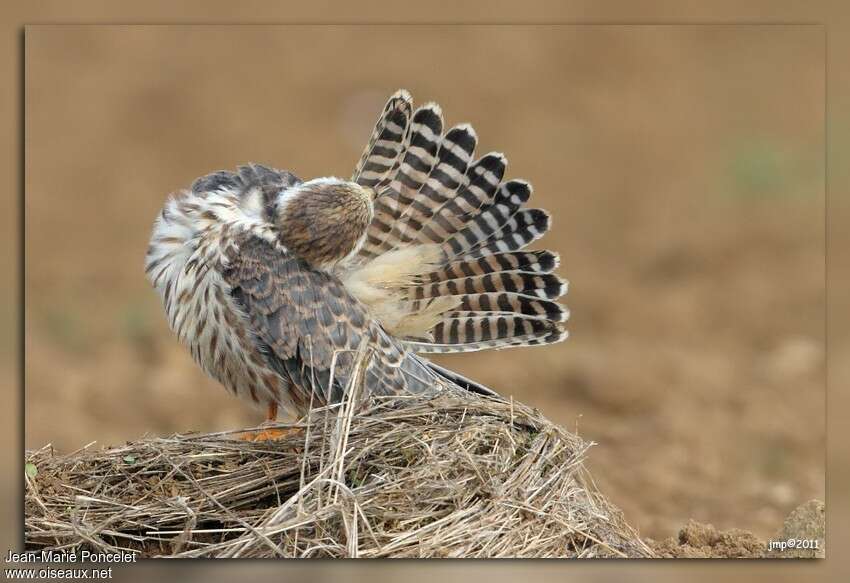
[6,549,137,563]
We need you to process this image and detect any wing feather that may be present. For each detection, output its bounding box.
[223,234,437,407]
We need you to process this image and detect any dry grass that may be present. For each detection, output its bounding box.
[24,386,654,558]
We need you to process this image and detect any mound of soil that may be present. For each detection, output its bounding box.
[649,500,825,558]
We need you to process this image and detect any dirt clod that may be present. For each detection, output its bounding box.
[649,500,825,558]
[766,499,825,558]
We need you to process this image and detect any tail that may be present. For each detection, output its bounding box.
[348,90,569,354]
[424,359,501,397]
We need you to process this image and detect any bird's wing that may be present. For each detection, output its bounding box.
[222,233,437,409]
[343,90,569,353]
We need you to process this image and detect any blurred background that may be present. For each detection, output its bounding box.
[24,25,824,543]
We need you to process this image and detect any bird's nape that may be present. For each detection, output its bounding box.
[273,177,375,268]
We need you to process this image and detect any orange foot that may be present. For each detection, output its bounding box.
[236,427,302,441]
[235,401,303,441]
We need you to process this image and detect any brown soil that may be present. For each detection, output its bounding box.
[650,500,825,558]
[650,520,768,558]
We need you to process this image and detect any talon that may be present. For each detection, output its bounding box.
[234,426,304,442]
[232,401,302,441]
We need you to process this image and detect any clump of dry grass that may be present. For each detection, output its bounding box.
[25,389,654,558]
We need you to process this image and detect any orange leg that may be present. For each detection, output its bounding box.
[235,400,300,441]
[266,401,278,422]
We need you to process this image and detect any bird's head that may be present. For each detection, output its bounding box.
[272,177,376,268]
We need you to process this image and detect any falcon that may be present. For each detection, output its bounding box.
[145,90,569,423]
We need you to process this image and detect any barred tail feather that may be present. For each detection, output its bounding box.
[365,104,444,251]
[409,271,566,301]
[348,90,569,354]
[411,152,506,246]
[359,123,477,260]
[464,208,552,259]
[388,125,479,246]
[440,183,548,261]
[352,89,413,190]
[421,251,560,282]
[404,314,567,354]
[454,292,568,322]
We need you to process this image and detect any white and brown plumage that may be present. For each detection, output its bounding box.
[145,90,569,422]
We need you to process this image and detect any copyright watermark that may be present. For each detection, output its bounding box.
[766,538,821,552]
[3,549,136,580]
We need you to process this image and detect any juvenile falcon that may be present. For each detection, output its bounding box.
[145,90,569,422]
